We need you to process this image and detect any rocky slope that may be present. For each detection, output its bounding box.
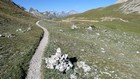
[116,0,128,3]
[119,0,140,14]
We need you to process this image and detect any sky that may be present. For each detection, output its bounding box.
[13,0,117,12]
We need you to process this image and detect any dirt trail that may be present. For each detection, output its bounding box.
[26,21,49,79]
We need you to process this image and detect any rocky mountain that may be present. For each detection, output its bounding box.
[65,0,140,20]
[29,8,44,18]
[29,8,78,19]
[119,0,140,14]
[116,0,128,3]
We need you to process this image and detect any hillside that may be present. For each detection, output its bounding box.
[40,0,140,79]
[63,0,140,33]
[41,19,140,79]
[0,1,43,79]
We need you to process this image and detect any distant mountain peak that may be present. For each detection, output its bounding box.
[28,8,78,19]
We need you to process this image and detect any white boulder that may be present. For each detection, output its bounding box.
[71,25,79,30]
[87,26,92,31]
[45,48,73,72]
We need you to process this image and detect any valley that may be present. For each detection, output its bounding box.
[0,0,140,79]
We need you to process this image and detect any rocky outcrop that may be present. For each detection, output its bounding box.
[116,0,128,3]
[29,8,45,19]
[45,48,74,73]
[119,0,140,14]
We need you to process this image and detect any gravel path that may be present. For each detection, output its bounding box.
[26,21,49,79]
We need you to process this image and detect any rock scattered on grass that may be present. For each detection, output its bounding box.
[77,61,91,74]
[27,27,32,31]
[16,28,25,33]
[80,49,85,52]
[71,25,79,30]
[16,27,32,33]
[59,29,64,32]
[45,48,73,73]
[70,74,77,79]
[0,33,16,38]
[87,26,93,31]
[136,51,139,54]
[45,48,91,78]
[96,33,100,36]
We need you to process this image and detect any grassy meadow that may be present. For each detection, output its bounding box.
[40,20,140,79]
[0,1,43,79]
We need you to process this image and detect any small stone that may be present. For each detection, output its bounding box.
[70,74,77,79]
[101,51,106,53]
[27,27,32,31]
[80,49,85,52]
[101,48,104,50]
[59,29,63,32]
[136,51,139,54]
[119,53,124,56]
[87,26,92,31]
[77,61,91,73]
[71,25,79,30]
[96,33,100,36]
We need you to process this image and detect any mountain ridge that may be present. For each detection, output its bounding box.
[116,0,128,3]
[119,0,140,14]
[29,8,78,19]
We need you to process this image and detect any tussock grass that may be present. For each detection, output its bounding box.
[41,20,140,79]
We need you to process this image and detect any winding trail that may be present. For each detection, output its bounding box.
[26,21,49,79]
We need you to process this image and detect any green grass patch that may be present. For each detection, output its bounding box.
[41,20,140,79]
[0,1,43,79]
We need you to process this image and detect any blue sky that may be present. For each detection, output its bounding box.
[13,0,117,12]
